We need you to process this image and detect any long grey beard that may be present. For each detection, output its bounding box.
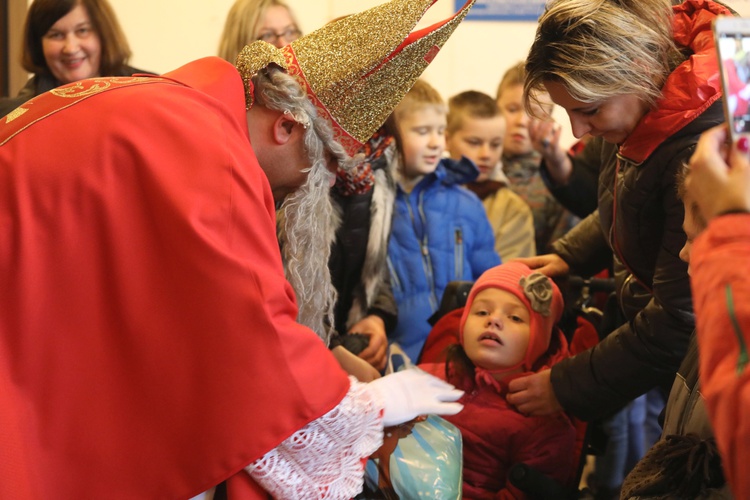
[277,165,338,343]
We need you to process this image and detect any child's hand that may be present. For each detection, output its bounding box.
[349,315,388,371]
[688,124,750,220]
[529,118,571,184]
[332,346,381,382]
[528,117,561,151]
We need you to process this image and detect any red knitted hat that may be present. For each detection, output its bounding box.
[459,262,564,372]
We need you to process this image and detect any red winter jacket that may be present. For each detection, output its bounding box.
[691,213,750,500]
[420,312,577,499]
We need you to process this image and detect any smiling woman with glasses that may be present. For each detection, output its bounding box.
[218,0,302,62]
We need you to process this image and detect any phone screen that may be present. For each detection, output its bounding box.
[715,18,750,141]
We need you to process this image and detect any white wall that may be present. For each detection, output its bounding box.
[107,0,565,144]
[113,0,537,99]
[16,0,750,148]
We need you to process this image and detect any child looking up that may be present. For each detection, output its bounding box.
[422,262,576,498]
[386,79,500,362]
[446,90,536,260]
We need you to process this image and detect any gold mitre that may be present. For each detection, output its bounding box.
[236,0,475,156]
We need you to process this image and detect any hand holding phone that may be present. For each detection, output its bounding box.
[714,16,750,143]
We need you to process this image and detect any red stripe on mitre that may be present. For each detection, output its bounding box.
[424,45,440,63]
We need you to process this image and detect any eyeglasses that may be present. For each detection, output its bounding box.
[257,27,302,46]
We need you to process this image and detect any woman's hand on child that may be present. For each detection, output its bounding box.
[506,369,563,416]
[349,315,389,371]
[510,254,570,278]
[687,124,750,220]
[368,369,464,426]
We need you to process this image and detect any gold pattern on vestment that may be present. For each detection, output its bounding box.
[5,107,28,123]
[1,77,168,147]
[50,77,151,99]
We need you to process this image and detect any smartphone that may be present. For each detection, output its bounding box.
[714,16,750,143]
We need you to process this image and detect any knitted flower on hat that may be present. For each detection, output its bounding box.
[520,272,554,317]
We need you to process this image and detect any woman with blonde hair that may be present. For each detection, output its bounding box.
[218,0,301,62]
[507,0,731,432]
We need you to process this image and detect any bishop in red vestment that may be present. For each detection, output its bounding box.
[0,0,475,497]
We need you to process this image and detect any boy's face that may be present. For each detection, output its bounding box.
[497,83,552,157]
[397,105,446,179]
[463,288,530,373]
[446,115,506,182]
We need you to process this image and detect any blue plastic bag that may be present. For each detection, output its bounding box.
[362,415,463,499]
[359,344,463,499]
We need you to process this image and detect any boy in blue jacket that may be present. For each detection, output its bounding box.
[386,79,500,362]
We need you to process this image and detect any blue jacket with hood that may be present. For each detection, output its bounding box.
[387,157,500,362]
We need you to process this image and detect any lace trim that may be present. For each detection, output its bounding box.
[246,377,384,499]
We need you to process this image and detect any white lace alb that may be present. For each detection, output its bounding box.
[245,377,384,499]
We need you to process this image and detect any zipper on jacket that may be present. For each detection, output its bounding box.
[618,274,634,320]
[676,378,701,436]
[415,190,439,311]
[454,228,464,279]
[611,155,652,294]
[387,256,402,293]
[674,340,700,436]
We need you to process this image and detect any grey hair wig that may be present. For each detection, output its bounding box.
[253,65,357,342]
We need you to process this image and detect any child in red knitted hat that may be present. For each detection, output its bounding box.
[420,261,577,498]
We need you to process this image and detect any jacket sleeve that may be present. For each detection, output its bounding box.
[492,189,537,260]
[550,182,693,420]
[551,210,612,278]
[468,195,503,277]
[540,137,601,219]
[691,214,750,500]
[363,165,398,333]
[367,269,398,334]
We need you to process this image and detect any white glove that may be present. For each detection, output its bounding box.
[367,368,464,426]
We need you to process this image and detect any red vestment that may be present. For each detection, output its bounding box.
[0,57,350,499]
